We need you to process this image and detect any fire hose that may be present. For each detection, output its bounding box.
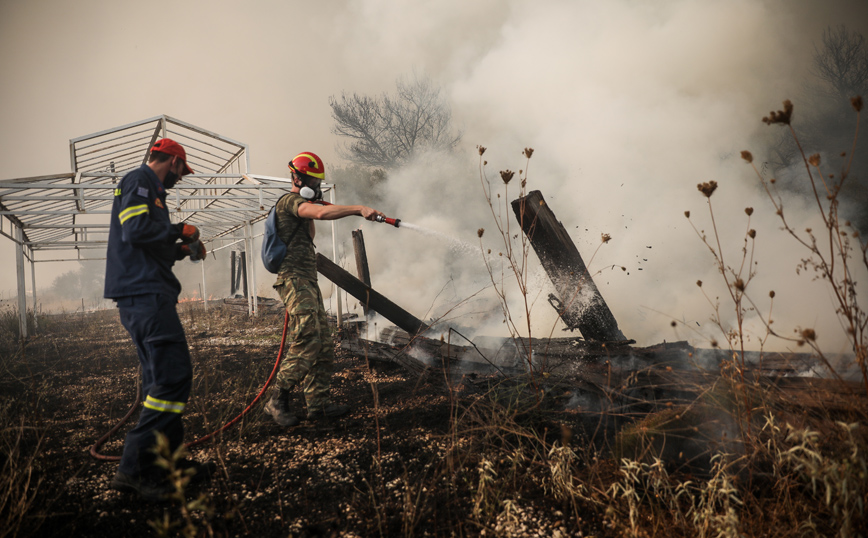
[89,308,290,461]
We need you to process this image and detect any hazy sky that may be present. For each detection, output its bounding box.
[2,0,867,352]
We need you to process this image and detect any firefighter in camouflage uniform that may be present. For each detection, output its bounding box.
[264,151,384,427]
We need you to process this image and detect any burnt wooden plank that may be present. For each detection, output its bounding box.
[352,229,371,316]
[511,190,627,342]
[316,253,430,336]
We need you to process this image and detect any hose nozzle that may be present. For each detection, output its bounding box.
[375,215,401,228]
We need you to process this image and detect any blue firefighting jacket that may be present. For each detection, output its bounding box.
[104,164,184,299]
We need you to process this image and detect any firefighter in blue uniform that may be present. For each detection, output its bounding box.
[104,138,212,501]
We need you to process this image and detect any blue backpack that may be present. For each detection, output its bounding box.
[261,194,306,273]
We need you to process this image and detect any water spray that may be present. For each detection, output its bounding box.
[375,215,401,228]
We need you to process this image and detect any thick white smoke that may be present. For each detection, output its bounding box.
[2,0,866,353]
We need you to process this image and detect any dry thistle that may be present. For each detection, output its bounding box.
[478,145,487,155]
[852,95,863,112]
[734,278,745,291]
[748,229,756,239]
[601,233,611,244]
[477,228,485,238]
[684,210,690,218]
[808,154,821,167]
[696,280,703,287]
[500,170,514,184]
[697,181,718,198]
[745,207,753,216]
[800,328,817,342]
[740,150,753,163]
[523,147,534,159]
[762,99,793,125]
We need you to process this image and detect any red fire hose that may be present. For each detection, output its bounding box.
[89,309,290,461]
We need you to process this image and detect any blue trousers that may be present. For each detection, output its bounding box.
[116,294,192,477]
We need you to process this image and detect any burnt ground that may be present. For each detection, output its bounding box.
[2,305,607,538]
[4,303,867,538]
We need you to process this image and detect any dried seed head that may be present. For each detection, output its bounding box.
[696,280,703,287]
[740,150,753,163]
[697,181,718,198]
[500,170,514,184]
[745,207,753,216]
[684,211,691,218]
[477,228,485,238]
[806,227,812,233]
[734,278,745,291]
[748,229,756,238]
[808,154,821,167]
[601,233,611,243]
[852,95,863,112]
[523,148,534,159]
[487,249,491,254]
[477,145,487,155]
[770,178,776,184]
[671,321,677,327]
[800,328,816,341]
[769,290,775,298]
[711,339,719,348]
[483,160,487,165]
[762,99,793,125]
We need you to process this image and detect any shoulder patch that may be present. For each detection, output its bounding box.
[155,198,164,209]
[137,186,149,198]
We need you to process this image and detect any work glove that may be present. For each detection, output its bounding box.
[174,223,200,243]
[180,240,207,261]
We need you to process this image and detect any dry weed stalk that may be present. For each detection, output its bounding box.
[745,97,867,396]
[477,146,542,390]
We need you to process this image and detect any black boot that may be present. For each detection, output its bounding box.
[264,388,300,427]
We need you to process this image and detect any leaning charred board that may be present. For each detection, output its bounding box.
[316,253,430,335]
[511,190,627,343]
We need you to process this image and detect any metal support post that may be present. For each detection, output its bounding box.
[14,224,28,341]
[245,220,258,316]
[29,251,38,330]
[201,256,208,311]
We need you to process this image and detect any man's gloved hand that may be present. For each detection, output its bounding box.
[180,240,207,261]
[174,223,200,244]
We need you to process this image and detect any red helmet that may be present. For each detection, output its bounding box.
[288,152,325,180]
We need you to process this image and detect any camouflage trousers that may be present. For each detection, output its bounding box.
[273,276,335,411]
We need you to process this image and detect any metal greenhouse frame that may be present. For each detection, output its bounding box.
[0,115,340,341]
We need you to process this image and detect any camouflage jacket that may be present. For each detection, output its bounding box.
[275,193,317,281]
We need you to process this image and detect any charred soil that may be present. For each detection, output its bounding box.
[2,305,866,538]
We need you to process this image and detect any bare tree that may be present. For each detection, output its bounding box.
[329,74,462,169]
[812,25,868,99]
[767,25,868,234]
